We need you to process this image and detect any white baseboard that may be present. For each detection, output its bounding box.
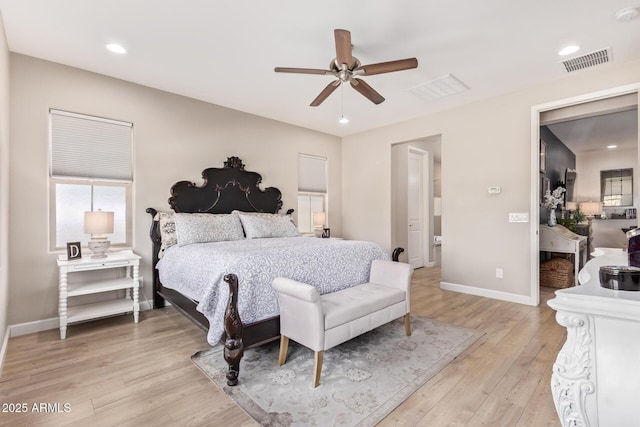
[440,281,535,306]
[9,298,155,338]
[0,326,9,373]
[10,317,59,337]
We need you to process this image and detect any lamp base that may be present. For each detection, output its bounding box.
[88,239,111,258]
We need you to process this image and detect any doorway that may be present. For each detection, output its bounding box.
[530,83,640,305]
[391,136,442,269]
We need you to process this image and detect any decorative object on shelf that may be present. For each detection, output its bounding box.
[321,227,330,238]
[543,186,566,227]
[540,175,550,205]
[66,242,82,260]
[67,242,82,261]
[84,209,114,258]
[312,211,326,238]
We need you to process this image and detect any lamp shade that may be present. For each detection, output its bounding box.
[84,210,114,235]
[313,211,326,227]
[580,201,603,217]
[566,201,578,210]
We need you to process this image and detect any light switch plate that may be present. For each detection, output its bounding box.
[488,186,502,194]
[509,213,529,223]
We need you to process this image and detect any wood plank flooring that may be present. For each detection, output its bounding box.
[0,268,564,426]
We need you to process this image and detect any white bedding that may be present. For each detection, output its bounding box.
[157,236,389,345]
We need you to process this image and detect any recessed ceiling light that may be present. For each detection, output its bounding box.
[607,145,617,149]
[106,43,127,54]
[558,45,580,56]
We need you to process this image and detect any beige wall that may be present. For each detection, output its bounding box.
[578,147,639,249]
[8,54,341,326]
[0,13,9,353]
[342,59,640,302]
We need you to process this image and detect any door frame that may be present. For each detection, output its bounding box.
[407,146,430,268]
[529,83,640,306]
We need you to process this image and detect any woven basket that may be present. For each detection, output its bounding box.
[540,257,574,289]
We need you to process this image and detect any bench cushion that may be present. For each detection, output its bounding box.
[321,283,405,330]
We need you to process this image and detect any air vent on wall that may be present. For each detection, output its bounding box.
[561,48,611,73]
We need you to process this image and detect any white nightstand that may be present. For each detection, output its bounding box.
[56,249,141,339]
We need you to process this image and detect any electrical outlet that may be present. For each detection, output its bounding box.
[496,268,504,279]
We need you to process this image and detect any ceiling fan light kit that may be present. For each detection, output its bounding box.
[275,29,418,107]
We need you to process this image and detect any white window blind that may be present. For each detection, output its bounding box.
[51,110,133,181]
[298,154,327,193]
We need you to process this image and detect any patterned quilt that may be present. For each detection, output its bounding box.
[157,236,389,345]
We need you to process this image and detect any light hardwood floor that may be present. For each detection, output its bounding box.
[0,268,564,426]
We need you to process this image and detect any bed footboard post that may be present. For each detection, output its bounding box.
[392,247,404,262]
[223,273,244,386]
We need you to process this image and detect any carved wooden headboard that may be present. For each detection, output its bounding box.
[168,156,284,214]
[146,156,292,272]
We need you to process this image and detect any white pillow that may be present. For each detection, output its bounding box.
[174,213,245,246]
[238,213,300,239]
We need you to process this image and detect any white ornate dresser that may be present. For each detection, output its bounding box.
[547,252,640,427]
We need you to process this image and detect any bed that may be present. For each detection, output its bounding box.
[146,156,403,385]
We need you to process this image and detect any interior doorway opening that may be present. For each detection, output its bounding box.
[531,84,640,305]
[391,135,442,269]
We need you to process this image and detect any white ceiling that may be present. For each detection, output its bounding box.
[547,109,638,154]
[0,1,639,137]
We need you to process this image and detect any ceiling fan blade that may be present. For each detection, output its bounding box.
[350,78,385,104]
[354,58,418,76]
[334,29,353,68]
[310,81,341,107]
[274,67,334,75]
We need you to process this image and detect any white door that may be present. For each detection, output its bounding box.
[408,151,424,268]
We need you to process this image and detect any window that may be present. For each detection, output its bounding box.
[49,110,133,250]
[601,168,633,207]
[298,154,327,234]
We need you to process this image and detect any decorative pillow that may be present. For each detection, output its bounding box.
[174,213,245,246]
[231,210,297,225]
[237,213,300,239]
[153,211,177,258]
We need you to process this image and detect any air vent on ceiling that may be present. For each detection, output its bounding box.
[561,48,612,73]
[408,74,469,102]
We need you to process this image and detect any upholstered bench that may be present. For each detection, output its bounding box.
[272,259,413,387]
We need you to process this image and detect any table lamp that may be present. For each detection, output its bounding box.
[579,201,603,224]
[313,211,326,238]
[84,209,114,258]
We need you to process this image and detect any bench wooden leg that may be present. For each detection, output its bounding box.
[312,351,323,388]
[404,313,412,336]
[278,335,289,366]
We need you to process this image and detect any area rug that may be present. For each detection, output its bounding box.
[192,316,482,427]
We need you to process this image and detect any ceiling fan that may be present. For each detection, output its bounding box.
[275,29,418,106]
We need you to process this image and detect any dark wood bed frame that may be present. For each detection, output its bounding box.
[147,156,403,386]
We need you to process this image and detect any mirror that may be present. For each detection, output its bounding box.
[565,168,577,203]
[601,168,633,207]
